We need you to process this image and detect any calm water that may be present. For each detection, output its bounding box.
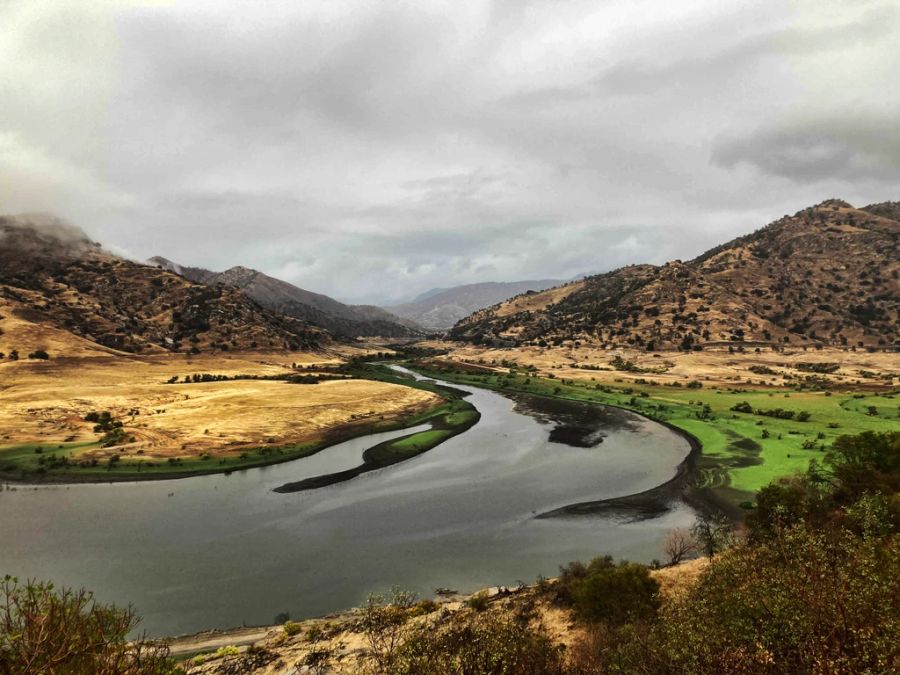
[0,369,694,636]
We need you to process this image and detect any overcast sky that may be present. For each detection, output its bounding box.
[2,0,899,304]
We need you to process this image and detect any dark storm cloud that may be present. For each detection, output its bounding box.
[712,115,900,183]
[1,0,898,304]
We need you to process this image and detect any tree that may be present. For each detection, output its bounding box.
[358,587,417,671]
[663,528,697,565]
[0,576,174,675]
[691,513,733,557]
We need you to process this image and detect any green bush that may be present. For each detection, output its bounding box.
[553,556,659,625]
[282,620,303,636]
[465,592,489,612]
[391,609,565,675]
[651,528,900,674]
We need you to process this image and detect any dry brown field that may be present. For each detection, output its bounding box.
[417,340,898,390]
[0,320,439,465]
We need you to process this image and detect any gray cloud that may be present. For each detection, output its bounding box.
[1,0,898,304]
[712,114,900,183]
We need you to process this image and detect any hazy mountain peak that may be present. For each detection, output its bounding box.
[0,213,97,257]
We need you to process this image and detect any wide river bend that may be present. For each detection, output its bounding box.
[0,367,694,636]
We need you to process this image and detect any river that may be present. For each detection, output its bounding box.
[0,367,695,636]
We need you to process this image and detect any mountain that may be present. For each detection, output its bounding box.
[149,257,421,339]
[389,279,566,331]
[0,214,325,354]
[451,200,899,350]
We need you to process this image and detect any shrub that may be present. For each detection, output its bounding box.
[0,576,174,674]
[391,609,566,675]
[465,592,489,612]
[554,556,659,625]
[27,349,49,360]
[569,562,660,625]
[283,620,303,636]
[730,401,753,413]
[651,527,899,674]
[358,587,418,671]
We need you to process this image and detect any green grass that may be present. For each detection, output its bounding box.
[411,364,900,507]
[366,396,480,463]
[390,430,454,452]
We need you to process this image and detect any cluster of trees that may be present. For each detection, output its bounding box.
[165,372,327,385]
[730,401,811,421]
[84,411,131,448]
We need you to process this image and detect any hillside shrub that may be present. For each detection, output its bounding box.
[391,609,565,675]
[554,556,660,625]
[0,576,175,675]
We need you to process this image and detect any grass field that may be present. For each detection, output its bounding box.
[411,361,900,507]
[0,351,444,482]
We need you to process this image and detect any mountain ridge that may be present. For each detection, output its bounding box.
[149,257,421,339]
[0,215,325,355]
[451,200,899,350]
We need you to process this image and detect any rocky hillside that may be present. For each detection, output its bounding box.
[390,279,565,331]
[150,257,421,339]
[0,215,325,354]
[451,200,899,351]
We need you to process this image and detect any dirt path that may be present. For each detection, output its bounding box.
[167,626,277,656]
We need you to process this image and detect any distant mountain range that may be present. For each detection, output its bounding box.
[389,279,566,331]
[452,200,899,350]
[149,257,421,339]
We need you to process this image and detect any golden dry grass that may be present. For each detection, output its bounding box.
[493,280,585,317]
[417,341,899,389]
[0,350,440,462]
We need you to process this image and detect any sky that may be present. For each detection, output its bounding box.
[1,0,899,305]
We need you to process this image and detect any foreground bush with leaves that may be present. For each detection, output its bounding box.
[0,576,177,675]
[390,608,566,675]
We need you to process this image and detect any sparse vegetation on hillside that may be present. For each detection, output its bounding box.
[452,201,899,351]
[0,216,325,355]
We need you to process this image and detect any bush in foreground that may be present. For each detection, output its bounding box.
[391,608,566,675]
[0,576,177,675]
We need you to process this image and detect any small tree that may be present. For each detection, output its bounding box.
[663,528,697,566]
[0,576,174,675]
[358,587,417,671]
[691,513,733,557]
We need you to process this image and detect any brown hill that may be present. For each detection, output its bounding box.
[0,214,326,356]
[148,257,422,338]
[451,200,899,351]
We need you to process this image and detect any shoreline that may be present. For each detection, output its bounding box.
[273,400,480,493]
[0,398,453,487]
[409,364,745,521]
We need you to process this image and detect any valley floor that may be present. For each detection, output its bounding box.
[0,349,445,482]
